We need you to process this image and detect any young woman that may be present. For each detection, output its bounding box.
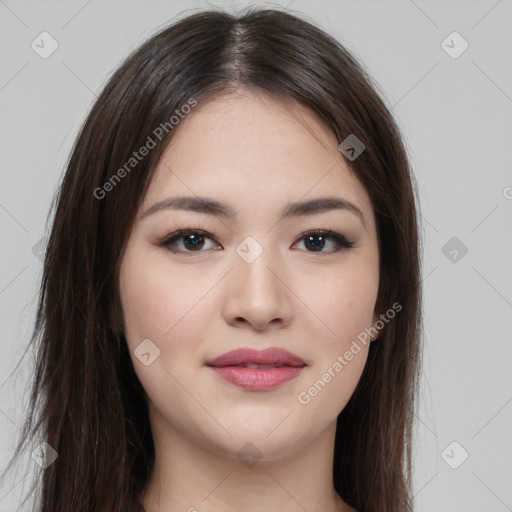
[3,7,423,512]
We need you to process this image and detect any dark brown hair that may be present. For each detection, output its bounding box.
[2,6,422,512]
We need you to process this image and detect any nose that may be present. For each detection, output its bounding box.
[222,248,293,332]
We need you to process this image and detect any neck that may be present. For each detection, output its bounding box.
[140,405,353,512]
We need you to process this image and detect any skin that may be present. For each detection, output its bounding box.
[118,89,380,512]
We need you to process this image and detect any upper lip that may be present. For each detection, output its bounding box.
[205,347,306,367]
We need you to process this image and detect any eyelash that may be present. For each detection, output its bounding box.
[158,228,355,254]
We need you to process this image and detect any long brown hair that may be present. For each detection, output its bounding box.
[2,7,423,512]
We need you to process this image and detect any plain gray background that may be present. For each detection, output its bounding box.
[1,1,511,510]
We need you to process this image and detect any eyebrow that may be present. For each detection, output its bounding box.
[141,195,366,227]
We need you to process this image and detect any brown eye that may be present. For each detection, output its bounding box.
[159,228,354,255]
[160,230,221,253]
[294,230,355,253]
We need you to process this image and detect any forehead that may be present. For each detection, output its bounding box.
[142,90,374,226]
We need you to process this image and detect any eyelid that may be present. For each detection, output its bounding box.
[297,229,356,251]
[158,228,356,253]
[159,228,221,252]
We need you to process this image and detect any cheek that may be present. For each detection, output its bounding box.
[118,248,210,412]
[118,247,221,388]
[295,256,379,349]
[291,257,378,412]
[120,246,202,344]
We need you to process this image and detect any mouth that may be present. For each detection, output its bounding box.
[221,363,304,369]
[205,347,306,367]
[205,347,306,390]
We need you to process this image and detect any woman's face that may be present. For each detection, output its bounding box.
[118,90,380,461]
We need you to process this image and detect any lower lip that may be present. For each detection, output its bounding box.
[208,365,305,390]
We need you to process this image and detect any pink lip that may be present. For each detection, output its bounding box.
[205,347,306,367]
[205,347,306,391]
